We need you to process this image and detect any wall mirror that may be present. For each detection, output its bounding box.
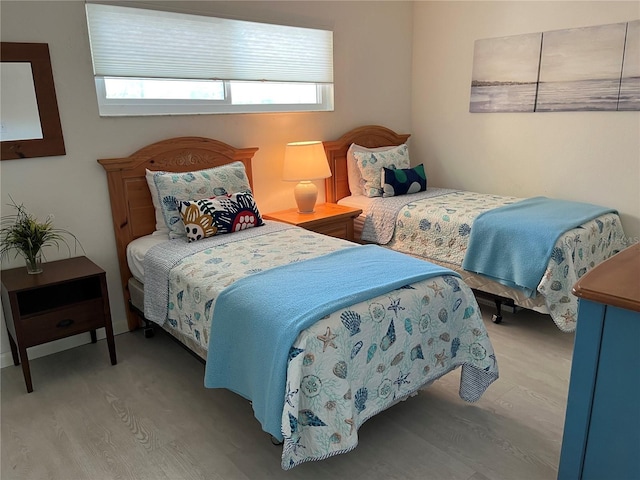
[1,42,65,160]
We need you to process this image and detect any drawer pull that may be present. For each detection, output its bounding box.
[56,319,75,328]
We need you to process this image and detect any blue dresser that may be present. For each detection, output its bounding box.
[558,243,640,480]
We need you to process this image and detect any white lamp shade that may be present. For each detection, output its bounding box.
[282,141,331,181]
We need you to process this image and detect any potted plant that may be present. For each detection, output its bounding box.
[0,199,83,274]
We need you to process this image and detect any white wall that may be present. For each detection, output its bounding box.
[411,1,640,244]
[3,0,639,367]
[0,0,414,366]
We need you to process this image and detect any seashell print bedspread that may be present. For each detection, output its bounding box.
[152,225,499,469]
[383,191,627,332]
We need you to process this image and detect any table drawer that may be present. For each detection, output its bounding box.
[316,223,347,237]
[20,299,106,347]
[312,221,352,241]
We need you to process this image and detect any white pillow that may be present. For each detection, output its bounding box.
[347,144,403,195]
[352,144,410,197]
[146,169,170,235]
[145,162,252,238]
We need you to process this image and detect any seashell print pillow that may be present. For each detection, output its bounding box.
[346,143,402,196]
[146,162,252,239]
[178,190,264,242]
[352,144,410,197]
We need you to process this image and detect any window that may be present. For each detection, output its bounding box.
[85,4,334,116]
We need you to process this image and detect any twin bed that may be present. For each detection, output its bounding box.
[323,125,627,332]
[98,136,498,469]
[98,126,625,469]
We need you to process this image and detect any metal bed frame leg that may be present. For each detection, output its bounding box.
[492,298,503,324]
[129,300,155,338]
[472,289,513,324]
[143,318,155,338]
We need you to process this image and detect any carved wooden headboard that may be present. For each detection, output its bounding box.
[98,137,258,331]
[323,125,411,203]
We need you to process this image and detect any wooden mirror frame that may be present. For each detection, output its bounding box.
[1,42,65,160]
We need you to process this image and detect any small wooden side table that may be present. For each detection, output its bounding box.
[1,256,117,393]
[263,203,363,242]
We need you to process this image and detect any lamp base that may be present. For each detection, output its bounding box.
[294,181,318,213]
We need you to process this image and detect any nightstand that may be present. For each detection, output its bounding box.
[1,256,117,393]
[263,203,363,242]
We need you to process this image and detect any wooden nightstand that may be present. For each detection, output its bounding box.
[1,256,117,393]
[263,203,363,242]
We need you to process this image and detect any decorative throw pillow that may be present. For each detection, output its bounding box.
[178,190,264,242]
[382,164,427,197]
[346,143,401,196]
[352,144,410,197]
[146,162,252,239]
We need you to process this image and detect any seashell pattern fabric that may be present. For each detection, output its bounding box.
[379,191,627,332]
[148,224,498,470]
[282,271,497,469]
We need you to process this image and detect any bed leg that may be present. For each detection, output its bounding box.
[128,300,155,338]
[143,319,155,338]
[492,299,503,324]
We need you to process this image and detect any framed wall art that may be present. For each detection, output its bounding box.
[470,20,640,113]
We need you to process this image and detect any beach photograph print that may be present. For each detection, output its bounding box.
[469,32,542,112]
[619,20,640,111]
[537,22,627,111]
[470,20,639,113]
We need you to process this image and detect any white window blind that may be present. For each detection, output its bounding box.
[85,3,334,84]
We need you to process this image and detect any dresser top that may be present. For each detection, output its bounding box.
[572,243,640,312]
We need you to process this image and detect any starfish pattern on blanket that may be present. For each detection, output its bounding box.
[428,281,445,298]
[387,297,405,317]
[317,327,338,352]
[561,310,577,324]
[435,349,448,367]
[393,371,411,390]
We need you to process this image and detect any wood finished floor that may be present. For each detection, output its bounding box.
[1,307,574,480]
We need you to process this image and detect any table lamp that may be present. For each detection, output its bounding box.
[282,141,331,213]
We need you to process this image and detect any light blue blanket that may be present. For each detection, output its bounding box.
[204,244,459,440]
[462,196,615,297]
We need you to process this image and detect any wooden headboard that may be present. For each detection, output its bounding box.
[323,125,411,203]
[98,137,259,331]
